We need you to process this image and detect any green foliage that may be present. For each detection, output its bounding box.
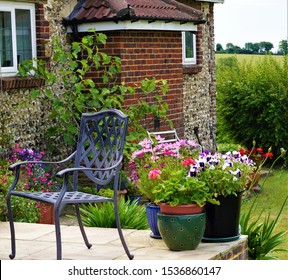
[153,169,218,207]
[0,170,39,222]
[240,195,288,259]
[0,111,13,154]
[9,196,40,223]
[216,55,288,156]
[78,198,148,230]
[217,143,242,154]
[97,188,114,198]
[18,31,170,157]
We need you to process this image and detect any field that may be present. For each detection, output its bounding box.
[215,53,285,63]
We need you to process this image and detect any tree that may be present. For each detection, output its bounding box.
[278,39,288,55]
[244,42,254,54]
[259,41,273,53]
[226,43,235,53]
[216,43,224,53]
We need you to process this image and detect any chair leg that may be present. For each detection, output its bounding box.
[7,195,16,259]
[54,207,63,260]
[114,203,134,260]
[75,204,92,249]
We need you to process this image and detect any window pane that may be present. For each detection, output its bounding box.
[16,9,32,64]
[0,11,13,67]
[185,32,194,59]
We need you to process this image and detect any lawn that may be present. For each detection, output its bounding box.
[241,168,288,260]
[216,53,285,63]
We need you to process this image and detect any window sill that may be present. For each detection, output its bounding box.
[182,65,202,74]
[0,76,44,90]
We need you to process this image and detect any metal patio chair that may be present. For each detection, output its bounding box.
[147,129,203,154]
[6,109,134,260]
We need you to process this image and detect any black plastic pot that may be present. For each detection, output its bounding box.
[202,192,242,242]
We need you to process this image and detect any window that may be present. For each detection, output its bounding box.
[0,2,36,76]
[182,31,196,65]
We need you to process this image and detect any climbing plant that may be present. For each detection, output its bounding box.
[19,30,170,158]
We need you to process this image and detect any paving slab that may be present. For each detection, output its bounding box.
[0,221,247,260]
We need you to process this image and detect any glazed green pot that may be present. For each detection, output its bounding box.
[157,212,206,251]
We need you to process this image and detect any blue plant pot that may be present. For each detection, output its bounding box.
[145,203,161,239]
[127,195,141,205]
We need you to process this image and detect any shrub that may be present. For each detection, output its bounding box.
[78,198,148,230]
[216,55,288,157]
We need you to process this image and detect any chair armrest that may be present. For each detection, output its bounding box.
[9,151,76,171]
[56,157,123,177]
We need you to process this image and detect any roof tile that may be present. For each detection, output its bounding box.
[65,0,204,24]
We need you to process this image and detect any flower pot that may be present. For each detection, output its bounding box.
[157,212,206,250]
[126,195,141,205]
[158,202,204,215]
[145,203,161,239]
[38,203,55,224]
[202,192,243,242]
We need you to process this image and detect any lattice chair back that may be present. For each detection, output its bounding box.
[73,110,128,189]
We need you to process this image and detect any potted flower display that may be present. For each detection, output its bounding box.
[128,136,202,239]
[239,144,273,192]
[152,168,219,251]
[188,150,256,242]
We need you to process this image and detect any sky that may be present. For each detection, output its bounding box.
[214,0,287,52]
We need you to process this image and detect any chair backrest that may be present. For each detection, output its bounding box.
[74,109,128,187]
[147,130,180,145]
[147,129,203,155]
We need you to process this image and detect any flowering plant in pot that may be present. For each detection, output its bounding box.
[238,145,273,169]
[153,169,219,215]
[129,137,200,203]
[238,144,273,192]
[128,136,201,238]
[187,150,256,242]
[191,150,256,198]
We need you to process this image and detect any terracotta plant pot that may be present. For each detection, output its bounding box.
[158,202,204,215]
[38,203,55,224]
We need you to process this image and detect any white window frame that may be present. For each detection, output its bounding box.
[0,2,36,76]
[182,31,197,65]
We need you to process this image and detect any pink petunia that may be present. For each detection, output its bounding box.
[182,158,196,166]
[148,168,162,180]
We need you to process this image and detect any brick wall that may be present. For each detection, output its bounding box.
[100,30,185,135]
[35,3,50,60]
[1,0,217,155]
[211,236,249,260]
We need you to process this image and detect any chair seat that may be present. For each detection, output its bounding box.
[11,191,113,205]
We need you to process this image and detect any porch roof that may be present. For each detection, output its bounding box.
[64,0,205,26]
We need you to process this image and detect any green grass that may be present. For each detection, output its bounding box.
[216,53,285,63]
[241,168,288,259]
